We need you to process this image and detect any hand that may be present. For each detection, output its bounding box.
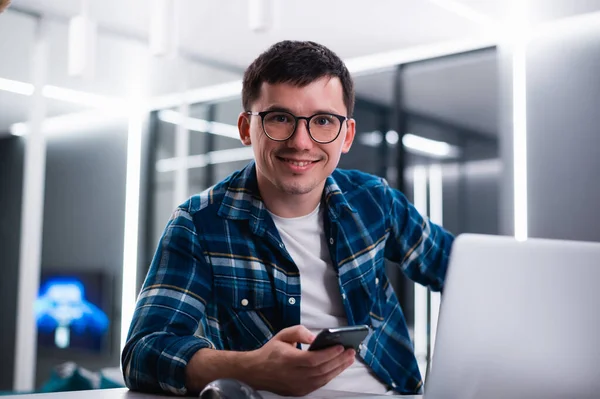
[247,325,355,396]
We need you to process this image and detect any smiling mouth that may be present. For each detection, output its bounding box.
[277,157,319,167]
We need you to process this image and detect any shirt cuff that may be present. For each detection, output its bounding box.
[158,335,215,395]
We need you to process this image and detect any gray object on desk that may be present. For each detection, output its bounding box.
[424,234,600,399]
[200,379,263,399]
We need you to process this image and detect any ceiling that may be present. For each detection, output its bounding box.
[10,0,489,68]
[2,0,600,135]
[460,0,600,25]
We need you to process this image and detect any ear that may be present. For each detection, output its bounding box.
[238,112,252,146]
[341,118,356,153]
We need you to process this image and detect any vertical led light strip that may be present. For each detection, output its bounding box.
[427,165,443,227]
[513,43,528,241]
[412,166,429,377]
[512,4,529,242]
[13,19,49,392]
[427,164,443,358]
[173,56,190,207]
[120,109,145,352]
[174,101,190,207]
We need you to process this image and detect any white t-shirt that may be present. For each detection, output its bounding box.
[269,204,390,394]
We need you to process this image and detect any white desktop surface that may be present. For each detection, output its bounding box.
[0,388,421,399]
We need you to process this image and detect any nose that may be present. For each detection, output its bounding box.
[286,119,313,151]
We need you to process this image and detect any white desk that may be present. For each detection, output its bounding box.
[0,388,421,399]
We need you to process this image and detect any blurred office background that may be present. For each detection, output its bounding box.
[1,0,600,392]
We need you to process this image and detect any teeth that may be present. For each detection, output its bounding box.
[283,159,312,167]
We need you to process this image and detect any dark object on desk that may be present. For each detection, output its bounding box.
[308,325,369,351]
[200,378,263,399]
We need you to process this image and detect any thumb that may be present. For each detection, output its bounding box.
[276,325,316,345]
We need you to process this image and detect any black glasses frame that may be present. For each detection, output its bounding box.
[246,110,348,144]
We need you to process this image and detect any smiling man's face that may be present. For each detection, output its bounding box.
[238,76,355,199]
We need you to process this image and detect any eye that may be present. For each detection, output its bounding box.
[265,112,292,124]
[314,115,334,126]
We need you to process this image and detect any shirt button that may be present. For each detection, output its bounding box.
[391,382,397,389]
[329,238,334,245]
[279,243,284,248]
[375,278,379,285]
[288,297,296,305]
[241,299,249,307]
[342,293,347,300]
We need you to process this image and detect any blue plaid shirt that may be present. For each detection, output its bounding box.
[122,162,454,395]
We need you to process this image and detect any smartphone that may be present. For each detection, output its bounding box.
[308,325,369,351]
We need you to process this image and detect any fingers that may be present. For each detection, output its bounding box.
[286,343,345,368]
[275,325,316,345]
[302,348,355,377]
[259,345,356,397]
[313,350,355,389]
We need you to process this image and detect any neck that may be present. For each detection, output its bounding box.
[257,180,324,219]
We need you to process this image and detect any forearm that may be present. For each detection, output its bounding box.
[383,178,454,291]
[401,220,453,291]
[122,206,216,394]
[123,331,214,395]
[185,348,260,393]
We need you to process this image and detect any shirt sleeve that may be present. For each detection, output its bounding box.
[381,178,454,292]
[121,207,215,395]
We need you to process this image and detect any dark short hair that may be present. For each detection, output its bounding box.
[242,40,355,117]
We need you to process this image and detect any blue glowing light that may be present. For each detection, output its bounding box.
[35,277,109,343]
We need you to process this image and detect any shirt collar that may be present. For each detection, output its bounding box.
[217,161,356,225]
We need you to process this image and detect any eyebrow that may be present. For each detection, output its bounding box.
[262,105,343,116]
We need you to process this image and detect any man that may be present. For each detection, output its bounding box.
[122,40,454,397]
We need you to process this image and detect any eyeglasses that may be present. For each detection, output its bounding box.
[246,110,348,144]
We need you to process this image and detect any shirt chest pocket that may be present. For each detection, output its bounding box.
[212,270,277,350]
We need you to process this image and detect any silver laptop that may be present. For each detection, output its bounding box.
[425,234,600,399]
